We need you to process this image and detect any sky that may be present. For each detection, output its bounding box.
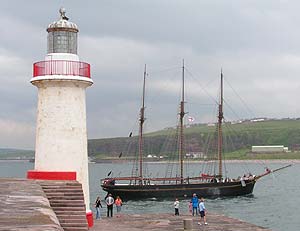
[1,0,300,149]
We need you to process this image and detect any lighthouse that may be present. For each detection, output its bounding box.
[27,8,93,225]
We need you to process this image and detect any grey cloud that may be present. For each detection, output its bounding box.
[1,1,300,148]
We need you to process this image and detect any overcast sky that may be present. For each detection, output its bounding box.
[1,0,300,149]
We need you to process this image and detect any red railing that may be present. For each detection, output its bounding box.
[33,60,91,78]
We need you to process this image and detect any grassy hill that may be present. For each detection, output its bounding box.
[2,119,300,160]
[88,119,300,160]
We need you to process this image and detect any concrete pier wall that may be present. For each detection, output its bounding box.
[0,178,63,231]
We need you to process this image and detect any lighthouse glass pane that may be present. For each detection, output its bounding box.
[69,33,77,54]
[48,31,77,54]
[47,33,54,53]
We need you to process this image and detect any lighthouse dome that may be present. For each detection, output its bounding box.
[47,8,78,54]
[47,8,78,33]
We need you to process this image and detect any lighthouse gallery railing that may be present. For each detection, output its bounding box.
[33,60,91,78]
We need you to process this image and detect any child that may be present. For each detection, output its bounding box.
[198,197,208,225]
[174,198,179,215]
[188,201,192,215]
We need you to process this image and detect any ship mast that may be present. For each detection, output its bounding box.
[179,60,185,184]
[217,70,224,179]
[138,64,147,184]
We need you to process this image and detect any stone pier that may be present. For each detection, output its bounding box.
[91,213,271,231]
[0,178,63,231]
[0,178,271,231]
[0,178,88,231]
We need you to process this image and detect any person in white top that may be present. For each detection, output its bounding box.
[198,197,208,225]
[174,198,180,216]
[105,193,115,217]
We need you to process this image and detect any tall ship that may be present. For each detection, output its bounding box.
[101,63,290,200]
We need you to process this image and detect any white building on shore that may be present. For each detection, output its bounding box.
[251,145,289,153]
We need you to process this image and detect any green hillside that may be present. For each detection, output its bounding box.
[2,119,300,160]
[88,119,300,160]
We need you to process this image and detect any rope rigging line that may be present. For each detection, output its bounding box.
[184,67,219,105]
[223,120,251,175]
[224,78,256,118]
[162,126,179,179]
[199,103,218,176]
[224,119,250,172]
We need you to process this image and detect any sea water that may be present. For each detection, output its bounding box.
[0,160,299,231]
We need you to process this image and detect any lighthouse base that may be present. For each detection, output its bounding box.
[27,171,94,227]
[86,210,93,227]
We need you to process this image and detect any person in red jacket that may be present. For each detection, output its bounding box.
[115,196,123,217]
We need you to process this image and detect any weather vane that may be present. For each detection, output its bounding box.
[59,7,69,20]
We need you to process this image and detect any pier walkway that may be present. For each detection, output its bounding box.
[92,213,271,231]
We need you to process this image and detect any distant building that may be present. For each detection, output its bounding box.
[146,154,164,159]
[250,118,266,122]
[185,152,206,159]
[251,145,288,153]
[230,120,243,125]
[207,123,215,127]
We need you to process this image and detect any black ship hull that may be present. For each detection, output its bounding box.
[101,179,256,200]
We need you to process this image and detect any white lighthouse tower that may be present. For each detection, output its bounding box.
[27,8,93,225]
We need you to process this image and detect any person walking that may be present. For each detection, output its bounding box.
[198,197,208,225]
[94,196,102,219]
[174,198,180,215]
[115,196,123,217]
[105,193,114,217]
[191,193,199,216]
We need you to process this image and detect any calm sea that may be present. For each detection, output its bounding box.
[0,160,299,231]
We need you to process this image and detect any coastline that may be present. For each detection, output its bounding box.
[0,158,297,164]
[0,159,32,163]
[90,159,298,164]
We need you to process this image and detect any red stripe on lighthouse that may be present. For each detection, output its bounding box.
[27,170,76,180]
